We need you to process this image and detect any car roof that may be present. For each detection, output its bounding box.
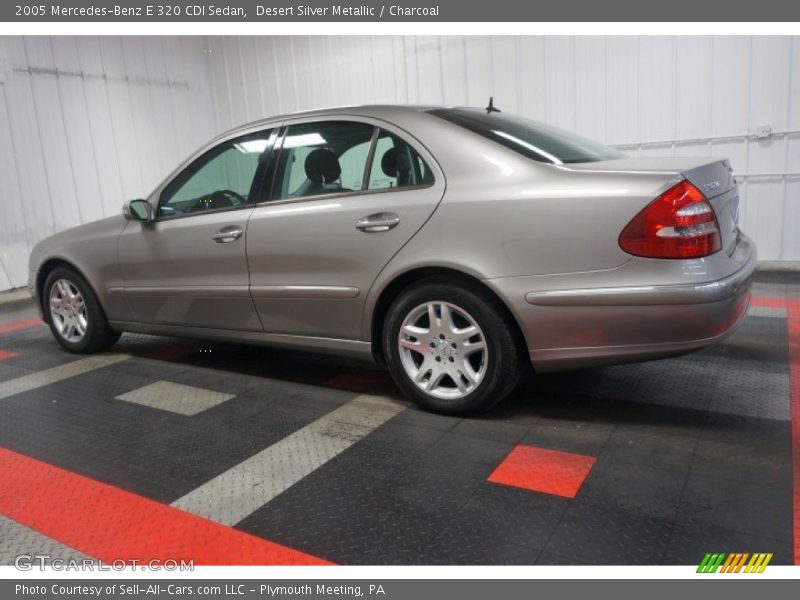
[219,104,448,137]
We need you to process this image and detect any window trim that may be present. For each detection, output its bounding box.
[361,126,381,191]
[152,127,279,223]
[261,117,437,206]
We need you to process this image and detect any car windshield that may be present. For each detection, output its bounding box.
[429,108,625,164]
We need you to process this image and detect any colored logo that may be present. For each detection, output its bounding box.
[697,552,773,573]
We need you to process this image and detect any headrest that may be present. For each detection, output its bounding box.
[304,148,341,184]
[381,147,414,178]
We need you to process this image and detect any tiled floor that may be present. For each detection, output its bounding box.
[0,272,796,565]
[115,381,237,416]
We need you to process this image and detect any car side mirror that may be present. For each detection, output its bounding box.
[123,199,152,222]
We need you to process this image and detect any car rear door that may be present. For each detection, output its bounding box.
[246,117,445,340]
[117,127,278,331]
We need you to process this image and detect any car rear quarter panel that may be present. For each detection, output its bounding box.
[363,114,679,338]
[378,112,678,279]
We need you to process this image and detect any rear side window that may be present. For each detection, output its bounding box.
[429,108,624,165]
[367,129,434,190]
[270,121,435,200]
[272,121,375,200]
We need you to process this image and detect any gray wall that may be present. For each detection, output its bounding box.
[0,36,216,290]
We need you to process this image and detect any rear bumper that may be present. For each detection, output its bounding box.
[524,244,756,308]
[528,292,751,371]
[489,234,756,372]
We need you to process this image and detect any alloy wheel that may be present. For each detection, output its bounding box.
[49,278,88,343]
[397,301,488,400]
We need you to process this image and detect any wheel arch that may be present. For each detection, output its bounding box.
[36,258,98,318]
[369,266,529,364]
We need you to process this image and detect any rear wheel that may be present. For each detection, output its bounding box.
[383,280,520,415]
[43,267,120,353]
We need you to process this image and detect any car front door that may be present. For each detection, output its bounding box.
[117,128,278,331]
[246,118,445,340]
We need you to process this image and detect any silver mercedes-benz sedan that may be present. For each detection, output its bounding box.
[28,105,756,414]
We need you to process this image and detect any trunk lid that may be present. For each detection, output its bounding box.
[564,156,740,255]
[682,159,739,255]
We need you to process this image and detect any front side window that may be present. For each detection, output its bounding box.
[367,129,434,190]
[429,108,624,165]
[272,121,375,200]
[158,130,275,218]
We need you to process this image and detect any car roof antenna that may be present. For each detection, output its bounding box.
[485,97,501,114]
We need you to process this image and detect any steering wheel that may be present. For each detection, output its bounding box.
[185,189,248,213]
[216,189,246,205]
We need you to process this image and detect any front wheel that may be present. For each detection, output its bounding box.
[383,280,521,415]
[43,267,121,354]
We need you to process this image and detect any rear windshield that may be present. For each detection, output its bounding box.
[429,108,625,164]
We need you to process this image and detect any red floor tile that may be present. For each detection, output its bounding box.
[0,318,43,335]
[754,296,800,565]
[488,444,596,498]
[0,349,19,361]
[141,342,199,362]
[325,368,391,394]
[0,446,332,566]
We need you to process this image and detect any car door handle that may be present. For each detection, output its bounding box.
[211,226,244,243]
[355,212,400,233]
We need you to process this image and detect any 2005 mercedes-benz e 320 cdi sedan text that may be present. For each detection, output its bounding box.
[29,105,756,415]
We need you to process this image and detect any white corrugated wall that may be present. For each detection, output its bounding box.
[0,36,216,290]
[1,35,798,291]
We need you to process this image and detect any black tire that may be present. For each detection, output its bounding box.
[382,278,521,415]
[42,267,121,354]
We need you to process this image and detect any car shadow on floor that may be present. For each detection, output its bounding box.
[114,325,786,437]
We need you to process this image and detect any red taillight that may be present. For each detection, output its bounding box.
[619,180,722,259]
